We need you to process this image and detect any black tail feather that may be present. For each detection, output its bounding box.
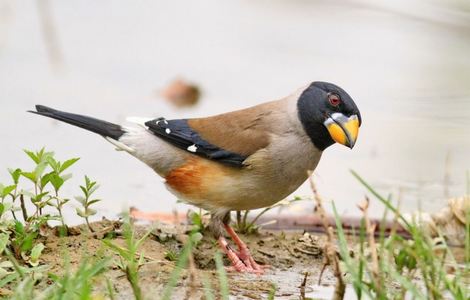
[29,105,125,140]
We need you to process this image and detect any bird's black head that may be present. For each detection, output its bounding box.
[297,81,361,151]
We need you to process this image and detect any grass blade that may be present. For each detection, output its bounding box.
[351,170,411,228]
[215,252,229,300]
[161,238,193,300]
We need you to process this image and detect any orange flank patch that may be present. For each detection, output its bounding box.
[165,157,231,198]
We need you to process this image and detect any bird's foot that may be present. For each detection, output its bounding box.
[218,237,264,274]
[236,247,266,272]
[224,224,270,271]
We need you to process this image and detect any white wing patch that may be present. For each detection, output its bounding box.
[187,144,198,153]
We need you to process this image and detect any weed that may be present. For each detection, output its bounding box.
[0,148,82,262]
[103,215,153,300]
[267,283,277,300]
[328,170,470,300]
[0,248,47,292]
[161,243,231,299]
[214,252,229,300]
[6,255,110,300]
[161,239,193,300]
[10,219,47,263]
[9,276,35,300]
[161,231,199,298]
[44,154,79,233]
[0,147,115,299]
[164,250,178,262]
[41,257,110,300]
[75,176,101,232]
[309,174,345,300]
[188,208,208,232]
[0,147,109,296]
[201,273,215,300]
[0,172,20,221]
[21,148,53,217]
[106,276,116,300]
[234,196,306,234]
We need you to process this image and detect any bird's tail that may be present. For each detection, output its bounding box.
[29,105,126,140]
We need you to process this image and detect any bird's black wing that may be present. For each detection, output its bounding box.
[145,118,247,167]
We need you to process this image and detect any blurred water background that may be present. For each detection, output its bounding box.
[1,0,469,223]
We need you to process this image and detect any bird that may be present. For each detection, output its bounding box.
[29,81,361,273]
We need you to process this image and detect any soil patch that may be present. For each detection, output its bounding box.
[29,220,338,299]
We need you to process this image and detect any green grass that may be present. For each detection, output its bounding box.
[40,257,110,300]
[103,215,153,300]
[214,252,229,300]
[160,231,229,300]
[327,171,470,300]
[4,248,109,300]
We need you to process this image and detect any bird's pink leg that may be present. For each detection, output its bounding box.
[217,236,248,272]
[224,224,265,272]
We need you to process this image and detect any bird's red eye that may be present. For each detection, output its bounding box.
[328,94,341,107]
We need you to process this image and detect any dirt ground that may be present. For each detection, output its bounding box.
[34,219,348,299]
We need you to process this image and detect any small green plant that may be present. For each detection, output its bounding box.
[9,276,35,300]
[103,215,153,300]
[0,148,81,262]
[9,219,46,263]
[10,221,45,267]
[0,247,48,292]
[75,176,101,232]
[188,208,209,232]
[44,154,79,233]
[0,180,18,221]
[8,256,110,300]
[161,231,204,300]
[267,283,277,300]
[20,148,54,217]
[0,147,118,299]
[42,257,110,300]
[214,252,229,300]
[0,182,18,229]
[20,148,79,226]
[164,250,178,262]
[234,196,306,234]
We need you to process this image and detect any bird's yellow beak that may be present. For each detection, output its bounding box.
[323,113,359,148]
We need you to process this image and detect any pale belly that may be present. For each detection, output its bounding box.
[165,169,311,211]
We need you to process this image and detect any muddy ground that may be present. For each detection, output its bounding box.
[32,219,350,299]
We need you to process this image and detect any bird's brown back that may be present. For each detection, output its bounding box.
[187,100,285,157]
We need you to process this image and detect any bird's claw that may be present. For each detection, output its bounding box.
[219,237,266,274]
[237,249,264,272]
